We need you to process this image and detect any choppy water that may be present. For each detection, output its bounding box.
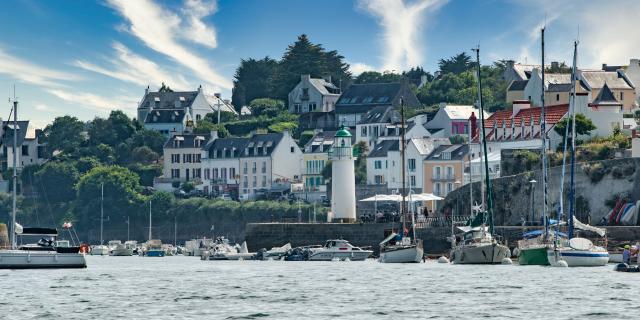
[0,256,636,319]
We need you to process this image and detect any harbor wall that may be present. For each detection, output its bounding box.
[244,223,640,255]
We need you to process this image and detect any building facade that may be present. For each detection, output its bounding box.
[288,74,341,114]
[423,144,469,197]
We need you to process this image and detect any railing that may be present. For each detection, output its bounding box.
[328,147,352,159]
[432,175,455,182]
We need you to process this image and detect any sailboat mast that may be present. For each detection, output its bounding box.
[148,200,152,241]
[10,100,17,250]
[400,97,407,234]
[100,183,104,245]
[468,118,474,216]
[473,46,494,234]
[540,27,549,236]
[568,40,579,238]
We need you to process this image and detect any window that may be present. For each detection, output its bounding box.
[290,146,295,153]
[252,177,257,188]
[230,168,236,179]
[410,175,416,187]
[204,168,210,180]
[262,176,267,187]
[195,154,201,163]
[447,182,453,193]
[194,168,201,179]
[213,168,219,179]
[21,145,28,156]
[171,154,180,163]
[171,169,180,178]
[361,126,367,136]
[221,168,227,180]
[556,94,560,101]
[434,166,441,179]
[252,162,257,173]
[621,92,624,100]
[261,161,266,173]
[408,159,416,172]
[435,182,441,195]
[374,175,385,184]
[294,104,301,113]
[309,102,317,111]
[374,160,382,169]
[196,114,201,121]
[373,126,379,137]
[446,166,453,179]
[243,176,248,188]
[243,162,248,174]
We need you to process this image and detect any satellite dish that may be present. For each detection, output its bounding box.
[569,237,593,251]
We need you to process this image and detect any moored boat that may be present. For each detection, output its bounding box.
[379,233,423,263]
[451,226,510,264]
[308,240,372,261]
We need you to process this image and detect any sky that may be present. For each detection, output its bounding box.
[0,0,639,128]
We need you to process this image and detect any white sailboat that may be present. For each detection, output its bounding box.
[142,200,164,257]
[547,40,609,267]
[379,97,424,263]
[91,183,109,255]
[450,46,510,264]
[0,99,86,269]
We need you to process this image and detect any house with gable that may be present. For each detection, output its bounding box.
[288,74,341,114]
[425,103,489,139]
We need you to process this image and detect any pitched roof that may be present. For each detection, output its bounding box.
[144,109,187,124]
[1,120,29,147]
[242,133,284,157]
[164,133,210,149]
[443,105,489,120]
[581,70,634,90]
[544,73,572,86]
[410,138,449,155]
[368,139,399,158]
[335,82,420,114]
[309,78,340,95]
[425,144,469,161]
[508,80,528,91]
[591,83,622,106]
[358,106,398,124]
[206,137,249,158]
[305,130,338,153]
[485,104,568,128]
[139,91,198,110]
[204,95,239,114]
[512,64,540,80]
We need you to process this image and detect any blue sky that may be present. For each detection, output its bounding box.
[0,0,638,127]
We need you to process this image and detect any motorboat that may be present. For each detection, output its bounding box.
[547,237,609,267]
[109,240,133,256]
[211,241,255,260]
[308,240,372,261]
[450,226,510,264]
[185,238,214,257]
[162,244,177,256]
[255,243,292,260]
[201,237,238,260]
[91,244,109,256]
[141,239,165,257]
[379,233,423,263]
[0,227,86,269]
[124,241,138,255]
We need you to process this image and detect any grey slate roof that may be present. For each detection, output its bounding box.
[592,83,621,106]
[335,82,420,114]
[547,80,588,92]
[581,70,634,90]
[368,140,399,158]
[358,106,398,124]
[139,91,198,110]
[1,120,29,148]
[425,144,469,161]
[242,133,284,157]
[206,137,249,158]
[164,133,210,149]
[304,130,336,153]
[144,109,186,124]
[508,80,528,91]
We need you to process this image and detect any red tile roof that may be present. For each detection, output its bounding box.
[484,104,568,128]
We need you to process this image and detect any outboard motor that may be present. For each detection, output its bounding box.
[614,263,629,272]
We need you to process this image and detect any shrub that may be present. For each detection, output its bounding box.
[582,162,608,183]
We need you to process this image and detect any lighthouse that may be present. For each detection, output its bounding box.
[330,126,356,223]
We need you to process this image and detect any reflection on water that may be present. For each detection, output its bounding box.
[0,256,634,319]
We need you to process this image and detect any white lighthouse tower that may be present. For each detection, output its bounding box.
[330,126,356,223]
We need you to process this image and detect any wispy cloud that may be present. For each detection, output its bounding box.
[74,42,191,90]
[0,47,80,87]
[357,0,448,71]
[182,0,218,49]
[512,0,640,68]
[47,89,138,113]
[349,62,376,75]
[106,0,232,90]
[34,103,53,112]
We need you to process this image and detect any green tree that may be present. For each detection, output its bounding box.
[438,52,474,75]
[149,191,175,218]
[248,98,285,117]
[231,57,279,108]
[353,141,369,185]
[75,166,145,218]
[181,181,195,193]
[34,162,79,203]
[131,146,159,165]
[354,71,402,84]
[88,110,136,147]
[76,157,100,174]
[553,113,597,139]
[193,119,229,137]
[40,116,85,155]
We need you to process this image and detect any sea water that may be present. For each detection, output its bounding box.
[0,256,635,319]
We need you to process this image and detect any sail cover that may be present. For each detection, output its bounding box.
[572,216,606,237]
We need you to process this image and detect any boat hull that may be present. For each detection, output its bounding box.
[518,246,550,265]
[379,244,423,263]
[309,251,372,261]
[0,250,87,269]
[452,243,510,264]
[91,246,109,256]
[547,249,609,267]
[145,249,165,257]
[110,248,133,256]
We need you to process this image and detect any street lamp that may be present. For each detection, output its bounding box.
[529,179,537,225]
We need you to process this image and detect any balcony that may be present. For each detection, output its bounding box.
[431,174,456,182]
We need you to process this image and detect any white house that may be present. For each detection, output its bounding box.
[288,74,341,114]
[160,133,212,187]
[425,103,489,138]
[366,140,398,186]
[1,121,47,171]
[201,136,247,199]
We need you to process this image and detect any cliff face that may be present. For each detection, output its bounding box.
[440,158,640,225]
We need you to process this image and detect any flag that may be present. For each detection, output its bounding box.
[14,222,23,234]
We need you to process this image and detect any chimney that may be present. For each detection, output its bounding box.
[506,60,515,68]
[324,75,332,84]
[302,74,311,83]
[210,130,219,140]
[469,112,478,141]
[145,85,149,95]
[198,85,203,93]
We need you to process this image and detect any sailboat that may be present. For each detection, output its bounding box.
[91,183,109,255]
[142,200,165,257]
[379,97,424,263]
[0,99,86,268]
[517,27,561,266]
[547,40,609,267]
[450,46,510,264]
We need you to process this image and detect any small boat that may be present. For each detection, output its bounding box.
[90,183,109,256]
[162,244,177,256]
[91,244,109,256]
[142,239,165,257]
[517,229,567,266]
[109,240,133,256]
[255,243,291,260]
[451,226,510,264]
[307,240,372,261]
[379,233,423,263]
[0,227,86,269]
[548,237,609,267]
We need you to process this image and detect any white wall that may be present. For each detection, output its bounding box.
[271,132,303,182]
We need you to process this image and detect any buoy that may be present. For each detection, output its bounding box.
[438,256,450,264]
[501,258,513,265]
[331,257,340,262]
[553,260,569,268]
[343,257,351,262]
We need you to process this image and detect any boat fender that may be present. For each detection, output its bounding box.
[438,256,450,264]
[501,258,513,265]
[553,260,568,268]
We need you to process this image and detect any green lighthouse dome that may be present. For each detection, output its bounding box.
[335,126,352,137]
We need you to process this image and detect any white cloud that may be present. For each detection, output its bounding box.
[182,0,218,48]
[74,42,191,90]
[106,0,231,91]
[357,0,448,71]
[47,89,139,114]
[350,62,376,76]
[34,103,53,112]
[512,0,640,68]
[0,47,80,87]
